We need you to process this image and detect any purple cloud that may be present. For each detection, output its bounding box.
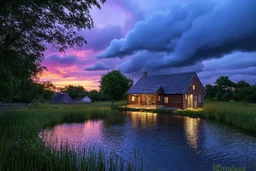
[43,54,78,67]
[97,0,256,69]
[85,61,111,71]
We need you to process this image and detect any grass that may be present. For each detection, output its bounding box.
[0,103,142,171]
[174,102,256,133]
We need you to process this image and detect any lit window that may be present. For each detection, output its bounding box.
[158,96,161,101]
[164,97,169,104]
[185,94,187,100]
[131,96,135,101]
[193,85,195,90]
[199,94,202,103]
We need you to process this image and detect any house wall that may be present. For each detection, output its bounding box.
[162,94,183,109]
[184,76,205,109]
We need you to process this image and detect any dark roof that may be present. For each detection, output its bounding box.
[51,93,72,103]
[126,72,197,94]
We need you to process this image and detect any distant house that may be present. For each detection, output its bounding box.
[81,96,92,103]
[73,96,92,103]
[73,97,83,103]
[51,93,73,103]
[126,72,205,109]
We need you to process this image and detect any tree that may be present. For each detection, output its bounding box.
[62,85,87,99]
[215,76,235,90]
[236,80,250,89]
[205,84,217,101]
[100,70,133,105]
[0,0,105,102]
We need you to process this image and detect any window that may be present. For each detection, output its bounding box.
[185,94,187,100]
[199,94,202,103]
[158,96,161,101]
[193,85,195,90]
[131,95,135,101]
[164,97,169,104]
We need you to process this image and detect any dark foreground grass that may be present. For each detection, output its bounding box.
[0,103,142,171]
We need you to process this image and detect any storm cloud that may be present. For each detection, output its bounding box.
[97,0,256,70]
[85,61,111,71]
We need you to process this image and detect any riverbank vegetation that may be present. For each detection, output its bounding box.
[174,102,256,134]
[0,103,141,171]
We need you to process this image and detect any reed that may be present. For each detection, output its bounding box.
[0,103,142,171]
[174,102,256,133]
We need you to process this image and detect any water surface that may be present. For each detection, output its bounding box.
[40,112,256,170]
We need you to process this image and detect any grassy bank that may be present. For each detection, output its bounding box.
[0,103,141,171]
[174,102,256,133]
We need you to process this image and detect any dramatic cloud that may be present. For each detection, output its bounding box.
[85,61,111,71]
[78,25,124,52]
[97,0,256,69]
[43,54,78,67]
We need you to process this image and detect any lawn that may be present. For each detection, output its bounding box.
[0,103,140,171]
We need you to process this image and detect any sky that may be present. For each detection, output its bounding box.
[40,0,256,90]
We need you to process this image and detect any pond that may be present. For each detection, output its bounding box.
[40,112,256,170]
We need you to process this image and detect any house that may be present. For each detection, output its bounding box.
[51,93,73,103]
[72,97,83,103]
[73,96,92,103]
[81,96,92,103]
[126,72,205,109]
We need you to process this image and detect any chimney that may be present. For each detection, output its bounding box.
[143,72,147,77]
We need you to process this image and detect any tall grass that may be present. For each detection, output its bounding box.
[0,103,141,171]
[174,102,256,134]
[203,102,256,133]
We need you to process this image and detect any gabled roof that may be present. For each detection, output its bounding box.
[126,72,197,94]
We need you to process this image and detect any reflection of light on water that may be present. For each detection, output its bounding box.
[40,120,103,150]
[184,117,200,151]
[127,112,157,128]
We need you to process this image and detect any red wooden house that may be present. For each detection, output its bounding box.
[126,72,205,109]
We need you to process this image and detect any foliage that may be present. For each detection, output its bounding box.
[0,103,141,170]
[100,70,133,104]
[61,85,88,99]
[205,76,256,103]
[0,0,105,102]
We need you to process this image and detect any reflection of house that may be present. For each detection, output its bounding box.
[126,72,205,109]
[51,93,73,103]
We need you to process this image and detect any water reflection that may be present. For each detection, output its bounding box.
[126,111,157,128]
[184,117,200,151]
[40,120,103,150]
[40,112,256,170]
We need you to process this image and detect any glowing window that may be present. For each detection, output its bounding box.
[158,96,161,101]
[131,96,135,101]
[185,94,187,100]
[193,85,195,90]
[164,97,169,104]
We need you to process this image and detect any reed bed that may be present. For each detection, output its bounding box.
[0,103,140,171]
[174,102,256,134]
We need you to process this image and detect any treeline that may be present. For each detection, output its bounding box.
[0,81,107,103]
[59,85,108,101]
[205,76,256,103]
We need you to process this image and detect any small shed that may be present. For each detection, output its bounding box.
[51,93,73,103]
[81,96,92,103]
